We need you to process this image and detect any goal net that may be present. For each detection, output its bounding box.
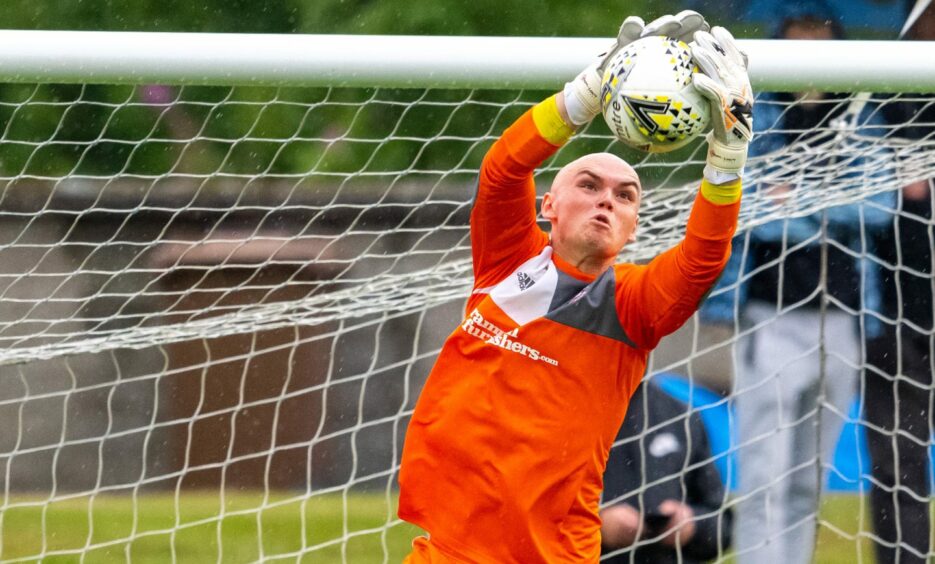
[0,33,933,562]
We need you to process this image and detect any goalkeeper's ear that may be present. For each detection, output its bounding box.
[628,215,639,243]
[541,190,557,222]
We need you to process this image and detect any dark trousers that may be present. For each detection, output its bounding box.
[864,327,934,564]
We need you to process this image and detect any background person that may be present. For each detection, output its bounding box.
[864,2,935,562]
[699,4,894,563]
[601,379,732,563]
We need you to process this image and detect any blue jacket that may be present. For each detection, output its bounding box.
[700,92,896,337]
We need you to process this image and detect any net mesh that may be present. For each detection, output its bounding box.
[0,80,933,561]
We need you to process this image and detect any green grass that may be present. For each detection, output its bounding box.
[814,494,878,564]
[0,491,421,563]
[0,492,890,563]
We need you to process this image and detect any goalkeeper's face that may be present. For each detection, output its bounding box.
[542,153,641,264]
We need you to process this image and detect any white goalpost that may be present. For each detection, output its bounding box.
[2,31,935,91]
[0,31,933,562]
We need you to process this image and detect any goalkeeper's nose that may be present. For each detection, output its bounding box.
[597,189,616,211]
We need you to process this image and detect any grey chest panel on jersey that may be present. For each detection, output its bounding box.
[487,247,636,347]
[545,268,637,347]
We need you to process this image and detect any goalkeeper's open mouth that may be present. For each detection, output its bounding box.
[591,214,612,228]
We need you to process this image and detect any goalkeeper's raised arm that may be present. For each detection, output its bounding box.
[398,12,751,563]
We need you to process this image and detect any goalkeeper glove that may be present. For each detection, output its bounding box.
[563,10,710,127]
[691,27,754,178]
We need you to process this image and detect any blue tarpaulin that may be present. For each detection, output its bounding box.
[652,372,933,492]
[688,0,907,35]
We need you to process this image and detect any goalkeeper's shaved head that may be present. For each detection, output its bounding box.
[551,153,640,197]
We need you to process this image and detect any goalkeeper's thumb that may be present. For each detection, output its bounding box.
[693,72,753,145]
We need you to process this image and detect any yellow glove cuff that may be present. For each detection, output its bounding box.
[700,177,742,205]
[532,95,576,146]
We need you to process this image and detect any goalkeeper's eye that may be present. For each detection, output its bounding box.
[615,188,637,202]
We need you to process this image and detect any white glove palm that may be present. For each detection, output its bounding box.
[691,27,754,176]
[563,10,710,127]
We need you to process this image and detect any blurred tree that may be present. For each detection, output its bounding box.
[2,0,301,33]
[1,0,667,35]
[296,0,655,37]
[0,0,712,181]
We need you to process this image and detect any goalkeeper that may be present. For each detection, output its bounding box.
[398,11,752,563]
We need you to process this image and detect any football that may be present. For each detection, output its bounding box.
[600,35,711,153]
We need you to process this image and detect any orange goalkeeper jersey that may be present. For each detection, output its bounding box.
[397,107,739,563]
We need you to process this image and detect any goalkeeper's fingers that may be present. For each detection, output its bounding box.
[598,16,643,73]
[710,26,749,70]
[642,10,709,43]
[617,16,645,46]
[691,30,725,83]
